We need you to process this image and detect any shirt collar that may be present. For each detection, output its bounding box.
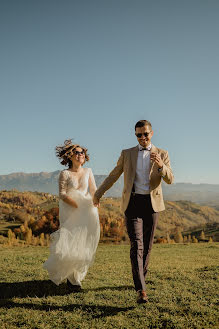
[138,143,152,151]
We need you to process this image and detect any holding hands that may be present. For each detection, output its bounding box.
[93,195,100,207]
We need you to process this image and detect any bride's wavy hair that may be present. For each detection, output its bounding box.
[55,139,89,168]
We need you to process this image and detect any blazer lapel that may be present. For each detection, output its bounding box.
[150,144,158,177]
[131,146,139,177]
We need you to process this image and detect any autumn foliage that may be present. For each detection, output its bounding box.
[0,190,217,246]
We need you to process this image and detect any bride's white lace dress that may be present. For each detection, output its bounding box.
[43,167,100,286]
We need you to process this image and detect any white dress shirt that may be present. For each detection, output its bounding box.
[134,144,152,194]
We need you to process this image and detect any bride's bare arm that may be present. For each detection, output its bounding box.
[88,168,97,198]
[59,171,78,208]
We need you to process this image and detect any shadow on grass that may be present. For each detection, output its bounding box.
[0,300,134,318]
[0,280,134,299]
[0,281,135,318]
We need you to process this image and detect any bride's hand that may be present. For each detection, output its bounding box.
[71,200,78,208]
[63,196,78,208]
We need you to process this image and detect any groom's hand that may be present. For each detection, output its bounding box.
[93,195,100,207]
[150,152,163,169]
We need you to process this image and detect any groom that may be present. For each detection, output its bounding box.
[93,120,174,303]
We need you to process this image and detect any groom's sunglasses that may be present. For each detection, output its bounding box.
[73,150,85,156]
[135,132,151,138]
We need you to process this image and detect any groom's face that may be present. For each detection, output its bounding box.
[135,125,153,148]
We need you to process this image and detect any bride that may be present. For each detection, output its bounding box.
[43,140,100,291]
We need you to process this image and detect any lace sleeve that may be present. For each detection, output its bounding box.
[88,168,97,197]
[59,170,68,200]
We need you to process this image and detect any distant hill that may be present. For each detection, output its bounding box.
[0,171,219,208]
[0,171,123,197]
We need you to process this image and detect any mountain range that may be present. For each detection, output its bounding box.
[0,171,219,208]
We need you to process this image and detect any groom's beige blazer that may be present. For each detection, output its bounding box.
[95,144,174,213]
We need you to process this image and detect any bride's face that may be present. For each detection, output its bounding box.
[71,147,85,166]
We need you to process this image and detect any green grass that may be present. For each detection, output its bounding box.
[0,244,218,329]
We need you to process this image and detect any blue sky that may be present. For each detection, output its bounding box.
[0,0,218,183]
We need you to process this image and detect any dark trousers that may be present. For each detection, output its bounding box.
[125,193,159,292]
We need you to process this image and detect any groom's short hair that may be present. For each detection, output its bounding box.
[135,120,152,130]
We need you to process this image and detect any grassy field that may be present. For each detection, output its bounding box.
[0,243,218,329]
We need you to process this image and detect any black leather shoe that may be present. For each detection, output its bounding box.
[67,280,82,292]
[137,290,148,303]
